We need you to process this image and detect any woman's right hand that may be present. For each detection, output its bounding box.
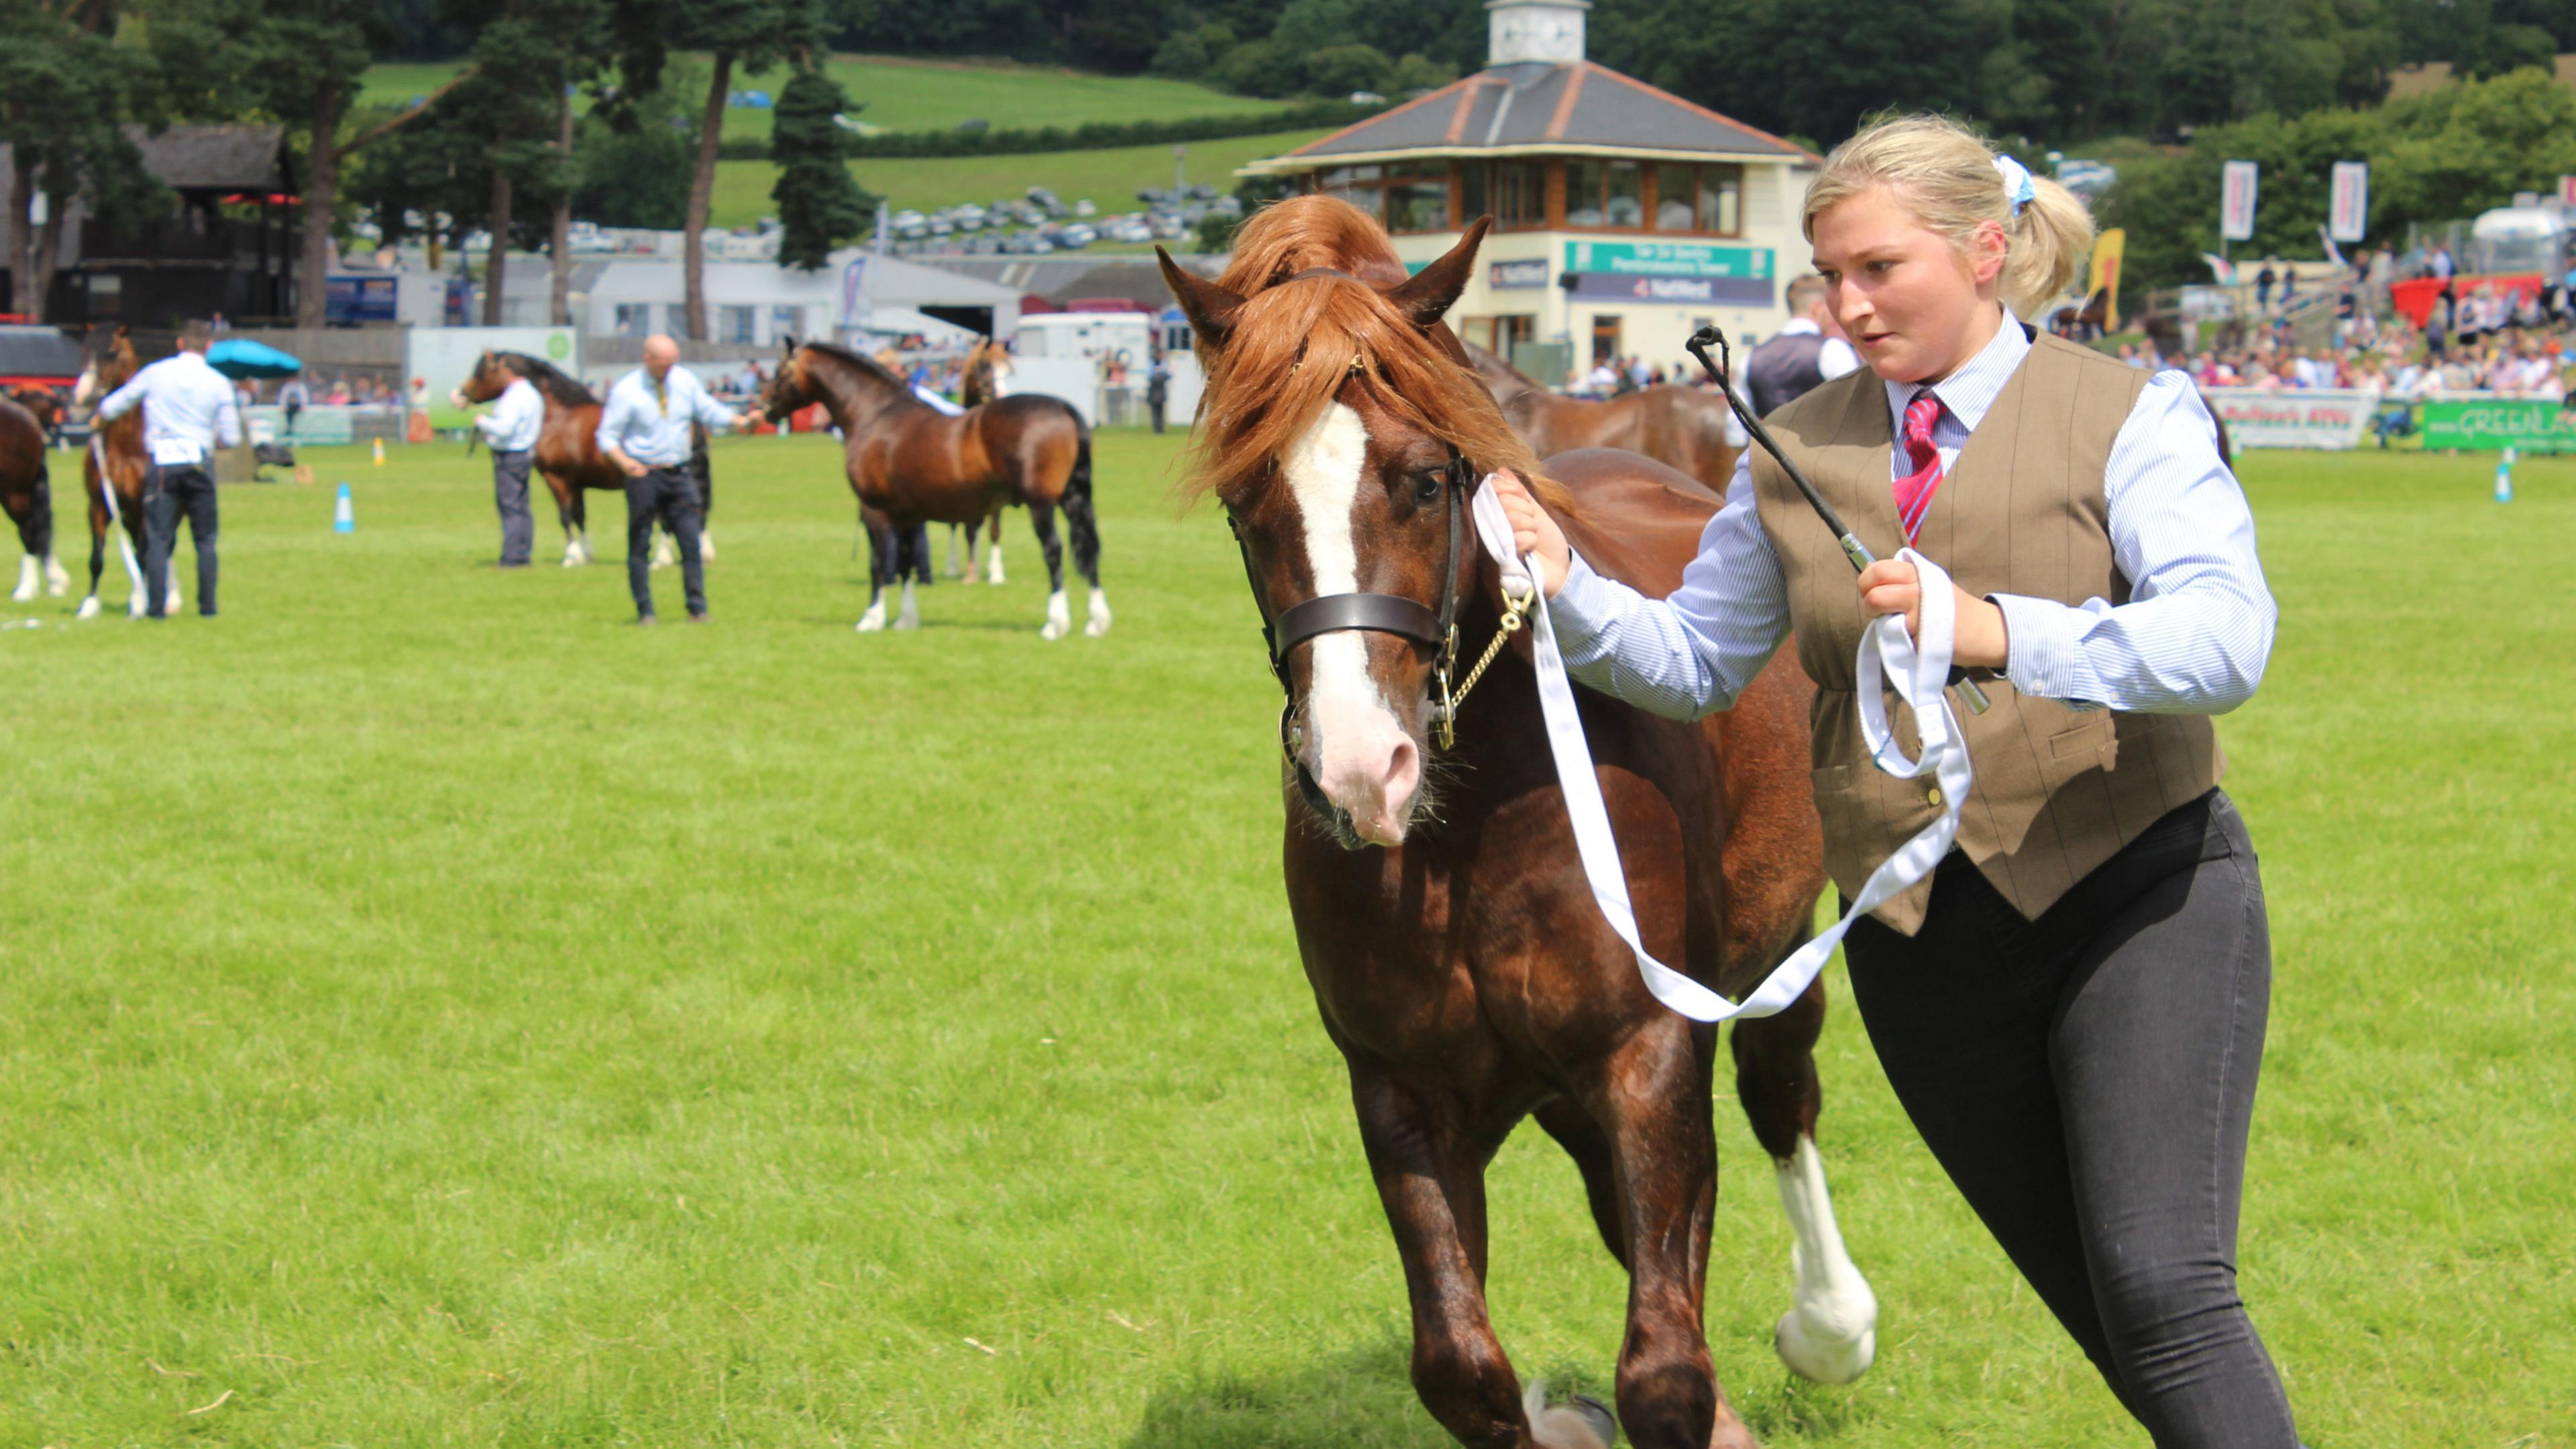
[1486,470,1572,598]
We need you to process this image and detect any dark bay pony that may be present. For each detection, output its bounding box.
[761,339,1107,638]
[68,325,158,619]
[1465,341,1742,494]
[1158,197,1877,1449]
[454,350,714,569]
[3,386,69,601]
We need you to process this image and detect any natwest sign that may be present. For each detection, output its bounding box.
[1489,258,1549,289]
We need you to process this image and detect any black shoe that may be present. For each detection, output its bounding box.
[688,610,709,623]
[634,613,657,627]
[199,608,217,617]
[497,560,530,570]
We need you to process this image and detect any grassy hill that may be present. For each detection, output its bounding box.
[708,127,1332,232]
[359,54,1297,143]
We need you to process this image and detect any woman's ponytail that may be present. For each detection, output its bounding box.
[1999,176,2094,320]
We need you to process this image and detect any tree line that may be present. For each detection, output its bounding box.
[2,0,877,335]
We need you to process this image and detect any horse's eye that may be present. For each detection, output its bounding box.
[1412,471,1444,507]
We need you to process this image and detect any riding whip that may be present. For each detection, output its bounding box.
[1684,325,1992,714]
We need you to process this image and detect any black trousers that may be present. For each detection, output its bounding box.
[624,465,704,618]
[140,462,218,618]
[491,449,533,566]
[1843,790,2297,1448]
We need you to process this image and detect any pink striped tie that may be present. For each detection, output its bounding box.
[1893,388,1944,544]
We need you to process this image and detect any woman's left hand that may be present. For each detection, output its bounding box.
[1856,559,2010,670]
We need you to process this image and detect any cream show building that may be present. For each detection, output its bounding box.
[1240,0,1820,385]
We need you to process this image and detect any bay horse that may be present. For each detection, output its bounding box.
[1464,341,1741,494]
[3,386,70,601]
[453,350,715,569]
[68,324,161,619]
[1158,197,1877,1449]
[761,339,1107,638]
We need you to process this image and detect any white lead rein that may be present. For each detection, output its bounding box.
[1468,478,1974,1022]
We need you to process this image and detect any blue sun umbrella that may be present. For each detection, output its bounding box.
[205,338,303,380]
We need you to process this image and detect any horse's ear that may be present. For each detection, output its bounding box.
[1158,246,1244,350]
[1383,216,1489,331]
[782,334,797,355]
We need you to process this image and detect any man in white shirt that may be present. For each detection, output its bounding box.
[1744,274,1864,415]
[594,335,753,623]
[94,325,241,619]
[466,358,545,567]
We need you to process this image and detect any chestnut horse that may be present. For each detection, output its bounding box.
[68,325,160,619]
[1159,197,1877,1449]
[3,386,70,601]
[944,337,1011,584]
[1464,341,1741,494]
[761,339,1107,638]
[454,350,714,569]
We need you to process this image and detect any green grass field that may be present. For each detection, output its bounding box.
[360,54,1295,142]
[1,437,2569,1447]
[708,127,1333,229]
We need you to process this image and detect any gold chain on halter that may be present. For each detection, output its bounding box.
[1432,582,1535,751]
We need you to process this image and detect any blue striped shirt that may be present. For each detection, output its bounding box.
[595,364,735,467]
[1548,315,2276,717]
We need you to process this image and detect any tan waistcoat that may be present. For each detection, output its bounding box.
[1749,332,2222,934]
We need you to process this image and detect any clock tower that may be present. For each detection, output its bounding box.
[1486,0,1589,66]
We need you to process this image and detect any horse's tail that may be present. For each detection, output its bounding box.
[1061,414,1100,584]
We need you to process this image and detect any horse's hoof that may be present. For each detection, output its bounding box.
[46,559,70,595]
[10,576,34,604]
[76,596,100,620]
[1085,590,1112,637]
[893,611,920,631]
[987,559,1005,586]
[1041,590,1069,641]
[1776,1306,1875,1386]
[855,605,888,633]
[1523,1383,1617,1449]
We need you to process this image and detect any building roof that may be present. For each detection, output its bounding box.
[1246,61,1820,172]
[127,125,294,195]
[0,325,85,384]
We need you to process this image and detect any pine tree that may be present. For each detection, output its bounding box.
[769,64,876,272]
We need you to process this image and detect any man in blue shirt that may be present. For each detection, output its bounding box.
[594,335,753,623]
[94,325,241,619]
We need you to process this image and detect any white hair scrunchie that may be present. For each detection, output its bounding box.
[1993,154,2037,218]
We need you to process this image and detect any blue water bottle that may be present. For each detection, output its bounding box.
[334,481,355,532]
[2494,446,2515,504]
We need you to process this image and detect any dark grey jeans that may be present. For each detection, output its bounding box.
[140,462,217,617]
[491,449,533,566]
[624,466,704,618]
[1843,790,2297,1448]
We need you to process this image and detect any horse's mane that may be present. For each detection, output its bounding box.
[804,340,908,392]
[498,352,598,407]
[1187,196,1565,511]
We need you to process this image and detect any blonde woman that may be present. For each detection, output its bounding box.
[1493,115,2295,1446]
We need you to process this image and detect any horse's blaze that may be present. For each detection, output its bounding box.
[1282,402,1420,845]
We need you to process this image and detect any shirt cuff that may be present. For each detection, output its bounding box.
[1546,551,1620,649]
[1991,592,2105,711]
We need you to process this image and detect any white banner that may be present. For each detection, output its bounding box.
[2220,160,2259,242]
[2202,387,2378,450]
[2329,161,2369,243]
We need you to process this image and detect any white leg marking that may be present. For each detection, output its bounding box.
[986,540,1004,586]
[46,555,68,594]
[946,526,963,578]
[1522,1381,1613,1449]
[1040,587,1069,641]
[1773,1134,1878,1384]
[855,596,888,633]
[894,578,920,630]
[1084,586,1112,637]
[651,531,677,570]
[77,594,101,619]
[12,555,36,602]
[1283,402,1417,845]
[698,527,715,562]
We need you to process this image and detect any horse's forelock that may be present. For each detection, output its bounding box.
[1184,271,1566,516]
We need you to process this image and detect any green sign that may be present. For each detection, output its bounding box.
[2421,398,2576,453]
[1562,239,1774,280]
